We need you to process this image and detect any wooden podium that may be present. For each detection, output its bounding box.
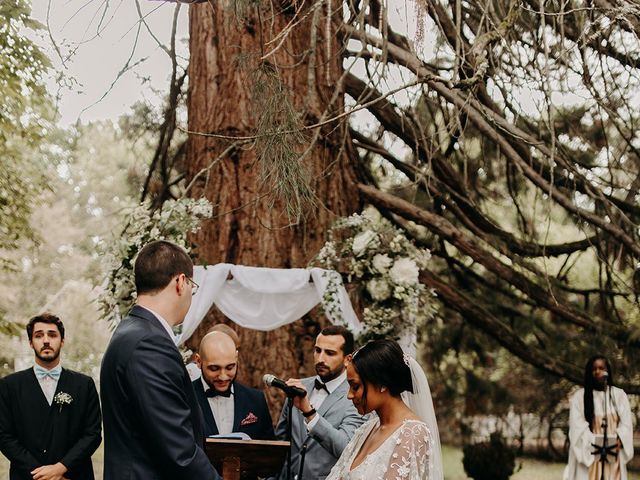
[205,438,290,480]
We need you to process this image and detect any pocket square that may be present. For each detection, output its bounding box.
[240,412,258,426]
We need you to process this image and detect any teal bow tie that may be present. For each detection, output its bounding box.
[34,365,61,381]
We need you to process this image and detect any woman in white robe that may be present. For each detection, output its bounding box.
[326,339,443,480]
[564,355,633,480]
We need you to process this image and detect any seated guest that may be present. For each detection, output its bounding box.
[193,331,275,440]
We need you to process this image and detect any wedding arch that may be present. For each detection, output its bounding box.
[177,264,361,345]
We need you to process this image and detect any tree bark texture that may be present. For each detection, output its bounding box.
[185,0,360,417]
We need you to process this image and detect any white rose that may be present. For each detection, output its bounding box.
[389,257,420,284]
[352,230,377,256]
[372,253,393,273]
[367,278,392,301]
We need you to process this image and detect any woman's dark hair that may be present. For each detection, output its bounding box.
[351,339,413,411]
[583,354,613,429]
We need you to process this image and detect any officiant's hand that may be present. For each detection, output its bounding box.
[285,379,314,419]
[31,462,68,480]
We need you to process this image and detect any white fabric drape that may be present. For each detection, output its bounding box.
[177,264,361,345]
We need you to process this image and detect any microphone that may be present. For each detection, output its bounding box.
[263,374,307,397]
[602,372,609,383]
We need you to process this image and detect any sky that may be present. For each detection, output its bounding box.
[29,1,427,127]
[31,1,189,125]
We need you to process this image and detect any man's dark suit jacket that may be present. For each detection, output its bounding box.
[0,367,101,480]
[193,379,275,440]
[100,305,219,480]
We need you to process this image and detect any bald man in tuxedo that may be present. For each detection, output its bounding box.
[193,331,274,440]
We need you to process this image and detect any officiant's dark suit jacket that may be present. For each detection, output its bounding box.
[100,305,219,480]
[193,379,275,440]
[0,367,101,480]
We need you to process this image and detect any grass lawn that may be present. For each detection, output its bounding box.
[443,444,640,480]
[1,443,638,479]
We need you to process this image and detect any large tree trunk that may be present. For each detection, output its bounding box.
[184,1,360,417]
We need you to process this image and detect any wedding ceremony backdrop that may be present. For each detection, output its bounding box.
[1,0,640,461]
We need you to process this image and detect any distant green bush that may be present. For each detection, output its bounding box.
[462,433,516,480]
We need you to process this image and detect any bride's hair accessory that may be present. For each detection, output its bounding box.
[403,353,411,366]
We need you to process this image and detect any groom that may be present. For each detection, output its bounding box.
[100,240,220,480]
[0,313,102,480]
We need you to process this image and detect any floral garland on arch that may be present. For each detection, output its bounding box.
[98,198,213,326]
[314,207,437,343]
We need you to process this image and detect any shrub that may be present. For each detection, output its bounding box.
[462,432,516,480]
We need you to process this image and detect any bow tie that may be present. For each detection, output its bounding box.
[314,379,329,393]
[34,365,61,381]
[205,387,232,398]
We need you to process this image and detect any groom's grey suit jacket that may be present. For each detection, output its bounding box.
[272,376,365,480]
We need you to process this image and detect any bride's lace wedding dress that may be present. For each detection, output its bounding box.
[326,417,433,480]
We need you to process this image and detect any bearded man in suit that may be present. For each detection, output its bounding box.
[193,331,274,440]
[272,325,366,480]
[100,240,220,480]
[0,313,101,480]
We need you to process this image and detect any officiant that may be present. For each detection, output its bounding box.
[193,330,275,440]
[564,355,633,480]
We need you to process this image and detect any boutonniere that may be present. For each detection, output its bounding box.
[240,412,258,426]
[53,392,73,412]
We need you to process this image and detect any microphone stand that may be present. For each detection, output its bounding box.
[285,394,295,480]
[591,376,617,480]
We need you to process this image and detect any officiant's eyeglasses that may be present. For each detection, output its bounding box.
[185,276,199,296]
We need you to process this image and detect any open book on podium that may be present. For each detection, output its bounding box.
[205,435,290,480]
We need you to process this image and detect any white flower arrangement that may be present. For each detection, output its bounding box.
[98,198,213,326]
[53,391,73,412]
[314,207,437,341]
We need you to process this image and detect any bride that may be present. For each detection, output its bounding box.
[326,339,443,480]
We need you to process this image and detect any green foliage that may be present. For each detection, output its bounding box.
[462,433,517,480]
[0,0,50,133]
[98,198,213,325]
[0,0,54,269]
[0,119,147,378]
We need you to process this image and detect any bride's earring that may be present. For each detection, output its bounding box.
[380,386,386,393]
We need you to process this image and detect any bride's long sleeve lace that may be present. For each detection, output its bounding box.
[385,421,431,480]
[326,418,432,480]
